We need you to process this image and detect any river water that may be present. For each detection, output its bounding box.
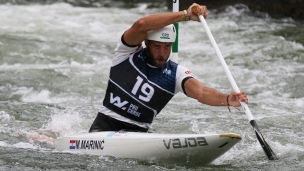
[0,2,303,171]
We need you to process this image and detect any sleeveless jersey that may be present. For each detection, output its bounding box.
[100,38,195,129]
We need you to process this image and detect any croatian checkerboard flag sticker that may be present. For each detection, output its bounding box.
[70,140,76,149]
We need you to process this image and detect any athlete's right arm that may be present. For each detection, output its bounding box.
[123,12,184,46]
[123,3,208,46]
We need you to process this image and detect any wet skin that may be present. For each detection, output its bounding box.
[145,40,172,68]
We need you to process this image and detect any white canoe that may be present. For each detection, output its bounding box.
[55,131,241,165]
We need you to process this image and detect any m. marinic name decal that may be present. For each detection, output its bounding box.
[69,139,104,150]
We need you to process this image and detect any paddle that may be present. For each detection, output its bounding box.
[191,6,278,160]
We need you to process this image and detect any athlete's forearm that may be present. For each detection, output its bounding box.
[124,11,188,46]
[196,87,229,106]
[135,11,186,33]
[184,78,229,106]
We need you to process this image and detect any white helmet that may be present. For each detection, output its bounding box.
[146,24,176,42]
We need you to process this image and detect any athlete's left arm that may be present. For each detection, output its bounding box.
[183,78,248,107]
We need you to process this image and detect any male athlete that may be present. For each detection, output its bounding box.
[89,3,248,132]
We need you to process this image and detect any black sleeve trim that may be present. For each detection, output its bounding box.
[121,34,138,48]
[181,77,193,96]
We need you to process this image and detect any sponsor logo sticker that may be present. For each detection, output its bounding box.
[107,131,130,137]
[127,103,141,117]
[160,33,170,39]
[163,68,172,75]
[163,137,208,149]
[185,70,191,74]
[110,92,128,110]
[107,132,116,137]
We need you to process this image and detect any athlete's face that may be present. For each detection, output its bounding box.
[145,40,172,68]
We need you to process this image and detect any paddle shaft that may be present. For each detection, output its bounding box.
[192,7,278,160]
[172,0,179,63]
[197,15,254,122]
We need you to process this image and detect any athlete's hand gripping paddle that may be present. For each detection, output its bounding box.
[191,6,278,160]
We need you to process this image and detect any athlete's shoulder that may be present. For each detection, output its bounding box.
[112,36,143,66]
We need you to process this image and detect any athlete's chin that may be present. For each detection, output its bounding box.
[155,61,166,68]
[154,59,167,67]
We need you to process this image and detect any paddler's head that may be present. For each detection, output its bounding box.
[144,24,176,68]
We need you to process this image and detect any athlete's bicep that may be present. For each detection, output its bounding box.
[183,78,206,100]
[124,20,148,46]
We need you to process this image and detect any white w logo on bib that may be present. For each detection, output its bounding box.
[110,92,128,110]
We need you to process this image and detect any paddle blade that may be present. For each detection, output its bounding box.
[250,120,278,160]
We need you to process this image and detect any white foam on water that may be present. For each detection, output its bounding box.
[10,85,85,105]
[0,110,13,122]
[0,61,97,71]
[212,141,263,164]
[295,98,304,107]
[42,110,88,138]
[0,141,8,147]
[0,139,51,151]
[13,142,39,149]
[16,88,70,104]
[0,111,15,135]
[0,129,49,150]
[0,2,303,170]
